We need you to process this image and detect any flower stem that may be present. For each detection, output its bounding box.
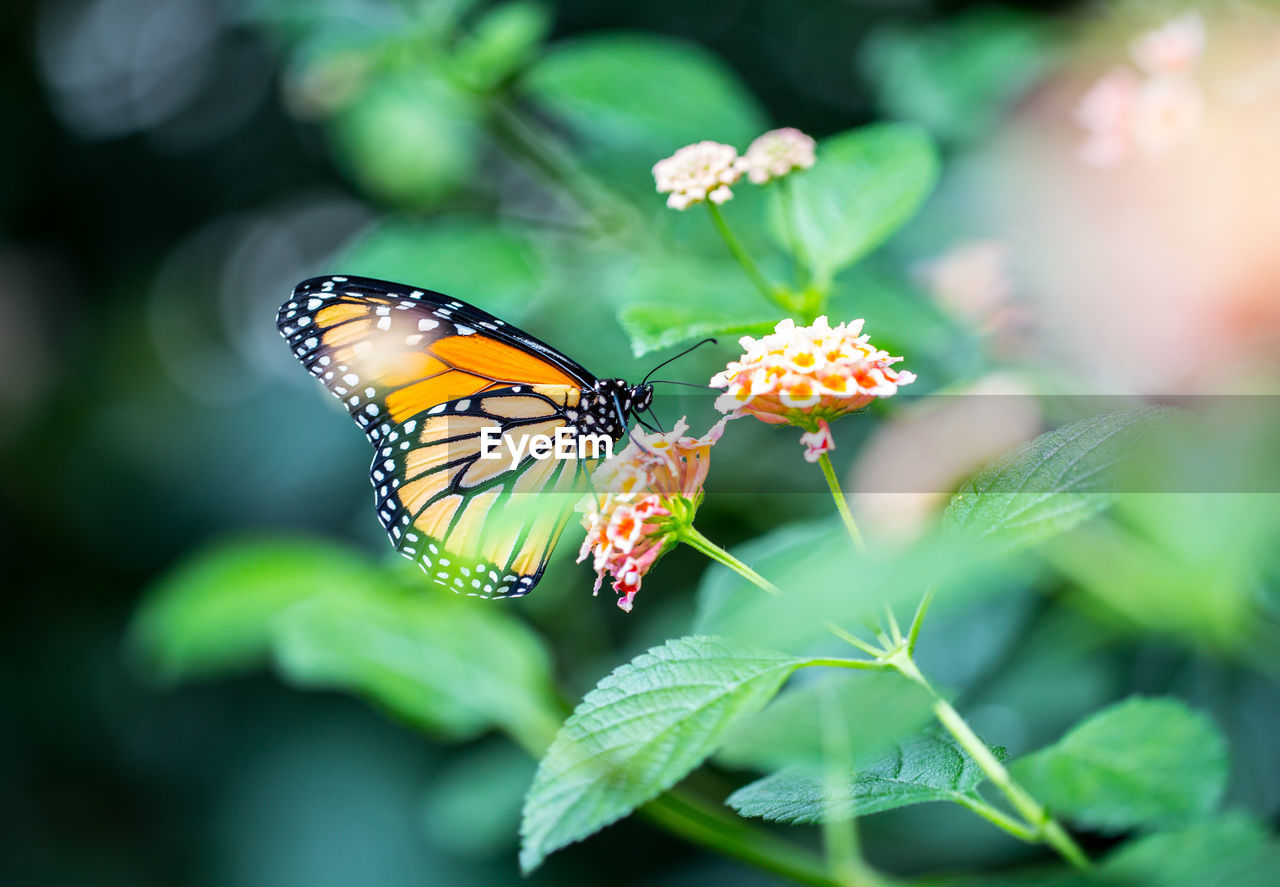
[679,524,780,594]
[885,651,1092,871]
[817,453,866,552]
[705,202,784,308]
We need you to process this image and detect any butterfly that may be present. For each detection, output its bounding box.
[277,275,653,599]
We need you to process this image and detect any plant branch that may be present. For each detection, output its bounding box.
[888,653,1092,871]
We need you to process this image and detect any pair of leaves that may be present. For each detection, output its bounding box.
[729,696,1227,836]
[727,733,1002,824]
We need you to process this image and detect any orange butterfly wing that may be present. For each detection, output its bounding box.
[278,275,606,597]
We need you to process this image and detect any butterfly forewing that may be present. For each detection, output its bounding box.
[277,275,608,597]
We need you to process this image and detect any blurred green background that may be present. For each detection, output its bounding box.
[3,1,1278,885]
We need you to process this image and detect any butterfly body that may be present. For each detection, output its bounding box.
[277,275,651,598]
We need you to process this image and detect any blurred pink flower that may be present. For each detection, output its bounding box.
[1076,67,1204,165]
[1131,74,1205,155]
[578,417,726,611]
[738,127,816,184]
[1076,67,1141,167]
[1131,12,1206,76]
[652,141,743,210]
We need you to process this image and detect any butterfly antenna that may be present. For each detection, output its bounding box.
[642,338,719,386]
[646,406,666,433]
[648,379,716,390]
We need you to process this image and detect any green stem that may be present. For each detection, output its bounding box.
[642,790,842,887]
[953,795,1041,843]
[679,524,781,594]
[887,652,1092,872]
[705,201,784,308]
[817,453,866,552]
[778,177,807,290]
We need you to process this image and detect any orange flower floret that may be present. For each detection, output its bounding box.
[709,316,915,433]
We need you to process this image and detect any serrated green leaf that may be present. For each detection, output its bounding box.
[773,124,938,285]
[273,591,561,745]
[127,537,390,683]
[945,408,1174,553]
[728,733,1005,823]
[1010,696,1229,832]
[519,636,802,871]
[337,218,544,322]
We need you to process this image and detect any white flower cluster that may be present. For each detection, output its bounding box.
[652,128,816,210]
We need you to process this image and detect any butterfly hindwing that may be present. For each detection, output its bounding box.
[277,275,611,597]
[369,387,596,597]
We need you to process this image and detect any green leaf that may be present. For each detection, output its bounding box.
[728,733,1005,823]
[1103,814,1280,887]
[452,1,551,90]
[1010,696,1229,832]
[695,519,1019,654]
[618,302,776,357]
[273,591,561,745]
[613,254,779,357]
[861,10,1050,145]
[127,537,389,683]
[519,636,802,872]
[524,33,764,192]
[338,218,545,322]
[945,408,1175,553]
[774,124,939,285]
[717,671,935,773]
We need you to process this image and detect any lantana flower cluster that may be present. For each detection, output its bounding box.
[1077,13,1207,167]
[578,418,725,612]
[652,128,815,210]
[710,316,915,461]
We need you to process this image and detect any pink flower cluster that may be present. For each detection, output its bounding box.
[578,418,726,612]
[709,317,915,434]
[1078,13,1207,167]
[652,128,816,209]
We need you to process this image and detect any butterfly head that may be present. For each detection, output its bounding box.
[628,382,654,416]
